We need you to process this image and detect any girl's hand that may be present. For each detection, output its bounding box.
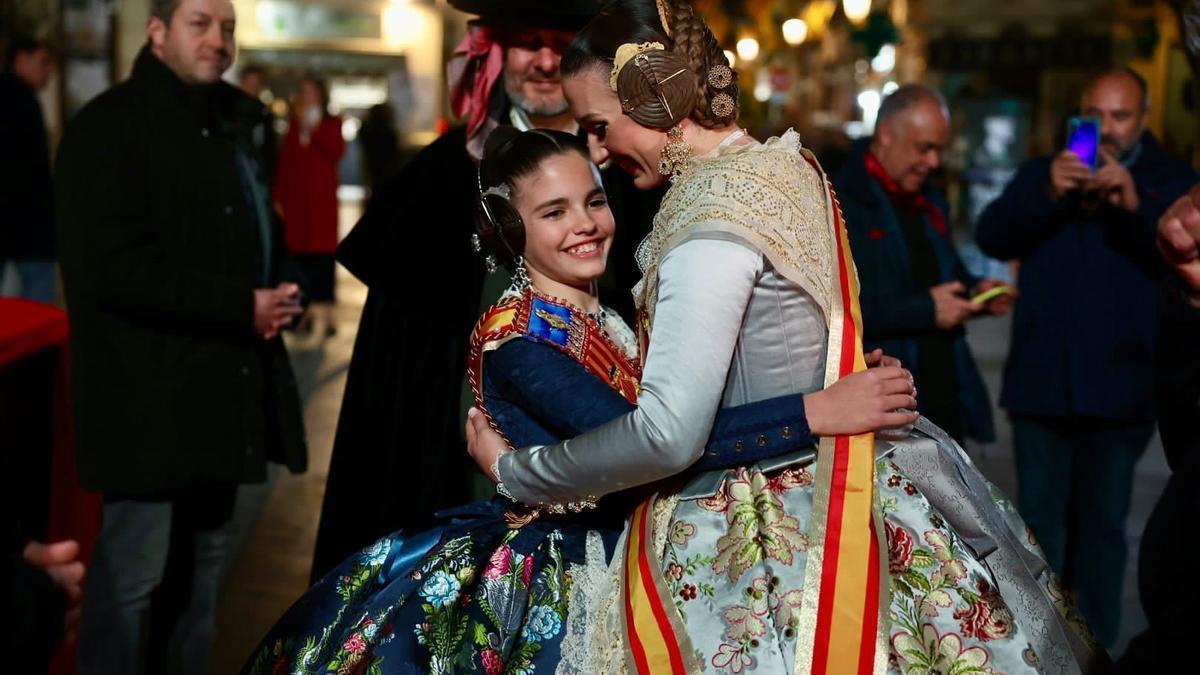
[804,366,919,437]
[465,407,511,482]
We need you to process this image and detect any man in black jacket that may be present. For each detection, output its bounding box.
[0,36,56,302]
[55,0,306,672]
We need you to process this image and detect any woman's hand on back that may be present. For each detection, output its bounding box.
[466,407,511,482]
[804,365,919,437]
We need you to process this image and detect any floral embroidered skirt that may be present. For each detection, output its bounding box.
[242,498,624,675]
[560,421,1100,675]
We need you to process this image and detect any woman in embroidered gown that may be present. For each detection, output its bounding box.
[464,2,1103,674]
[243,128,891,674]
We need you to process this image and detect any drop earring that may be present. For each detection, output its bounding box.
[657,125,693,178]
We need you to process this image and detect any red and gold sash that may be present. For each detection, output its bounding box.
[466,288,642,444]
[621,152,888,674]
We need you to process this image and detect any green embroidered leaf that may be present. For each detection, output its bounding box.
[904,569,932,593]
[910,548,937,568]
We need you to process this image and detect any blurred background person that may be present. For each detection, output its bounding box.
[359,102,401,199]
[834,84,1011,447]
[238,63,277,183]
[0,36,56,303]
[237,62,266,99]
[977,67,1196,647]
[273,75,345,340]
[54,0,308,672]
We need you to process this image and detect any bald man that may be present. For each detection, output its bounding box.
[977,67,1196,646]
[833,84,1009,447]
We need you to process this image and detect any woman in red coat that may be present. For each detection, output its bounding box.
[274,76,345,336]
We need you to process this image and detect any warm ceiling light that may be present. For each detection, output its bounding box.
[782,19,808,46]
[843,0,871,24]
[736,37,760,63]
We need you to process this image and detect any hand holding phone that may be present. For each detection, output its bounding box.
[969,285,1013,305]
[1050,117,1099,200]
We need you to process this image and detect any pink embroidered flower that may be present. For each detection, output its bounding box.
[480,648,503,675]
[711,642,753,673]
[886,520,915,575]
[669,521,698,546]
[679,584,698,601]
[668,563,684,580]
[342,632,367,655]
[522,555,534,586]
[954,580,1014,641]
[484,546,512,580]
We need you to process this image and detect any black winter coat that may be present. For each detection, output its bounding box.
[55,46,306,496]
[0,72,54,260]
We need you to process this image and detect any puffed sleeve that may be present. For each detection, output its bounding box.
[496,237,763,505]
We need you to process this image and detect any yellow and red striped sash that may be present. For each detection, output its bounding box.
[621,153,888,674]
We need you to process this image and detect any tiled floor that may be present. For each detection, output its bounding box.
[208,279,1169,673]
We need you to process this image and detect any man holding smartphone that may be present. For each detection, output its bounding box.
[977,67,1195,647]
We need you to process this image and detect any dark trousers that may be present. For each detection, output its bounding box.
[1011,415,1154,646]
[78,487,236,675]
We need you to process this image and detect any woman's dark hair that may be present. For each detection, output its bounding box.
[561,0,738,128]
[295,76,330,112]
[475,127,591,272]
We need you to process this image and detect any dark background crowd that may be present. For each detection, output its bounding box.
[3,0,1200,673]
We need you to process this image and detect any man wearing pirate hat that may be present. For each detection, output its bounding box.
[310,0,659,580]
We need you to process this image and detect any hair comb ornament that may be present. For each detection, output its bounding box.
[655,0,672,36]
[707,64,736,119]
[610,41,666,91]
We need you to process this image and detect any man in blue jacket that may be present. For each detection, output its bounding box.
[977,67,1195,646]
[834,84,1011,446]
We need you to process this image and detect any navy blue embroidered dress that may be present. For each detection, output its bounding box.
[242,290,813,675]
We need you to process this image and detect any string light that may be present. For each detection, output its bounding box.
[782,19,808,46]
[736,37,760,62]
[843,0,871,24]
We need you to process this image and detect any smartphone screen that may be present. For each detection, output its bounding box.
[1066,116,1100,170]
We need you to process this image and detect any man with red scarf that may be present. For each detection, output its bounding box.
[833,84,1010,445]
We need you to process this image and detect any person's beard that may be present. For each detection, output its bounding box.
[505,76,569,118]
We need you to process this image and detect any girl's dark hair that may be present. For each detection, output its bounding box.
[561,0,738,128]
[475,127,591,272]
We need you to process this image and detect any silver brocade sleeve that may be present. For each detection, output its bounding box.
[496,237,764,506]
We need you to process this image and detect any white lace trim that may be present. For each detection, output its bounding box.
[558,531,629,675]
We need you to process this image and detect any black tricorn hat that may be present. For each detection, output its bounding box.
[448,0,602,32]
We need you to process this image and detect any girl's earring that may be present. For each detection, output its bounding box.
[510,256,532,292]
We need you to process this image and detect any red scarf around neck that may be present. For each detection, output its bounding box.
[864,152,947,235]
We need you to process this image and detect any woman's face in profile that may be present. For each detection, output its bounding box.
[512,151,615,289]
[564,68,670,191]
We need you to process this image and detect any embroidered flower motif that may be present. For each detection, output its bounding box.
[746,576,774,616]
[723,605,768,641]
[341,632,366,655]
[954,580,1014,642]
[358,539,391,566]
[520,605,563,643]
[891,624,995,675]
[480,648,503,675]
[668,562,685,580]
[768,467,813,492]
[711,469,809,582]
[887,474,902,488]
[483,546,512,580]
[925,531,967,586]
[679,584,698,601]
[521,554,535,587]
[670,520,698,546]
[903,482,918,496]
[360,618,380,640]
[711,642,754,673]
[886,520,916,575]
[419,570,461,608]
[775,589,804,628]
